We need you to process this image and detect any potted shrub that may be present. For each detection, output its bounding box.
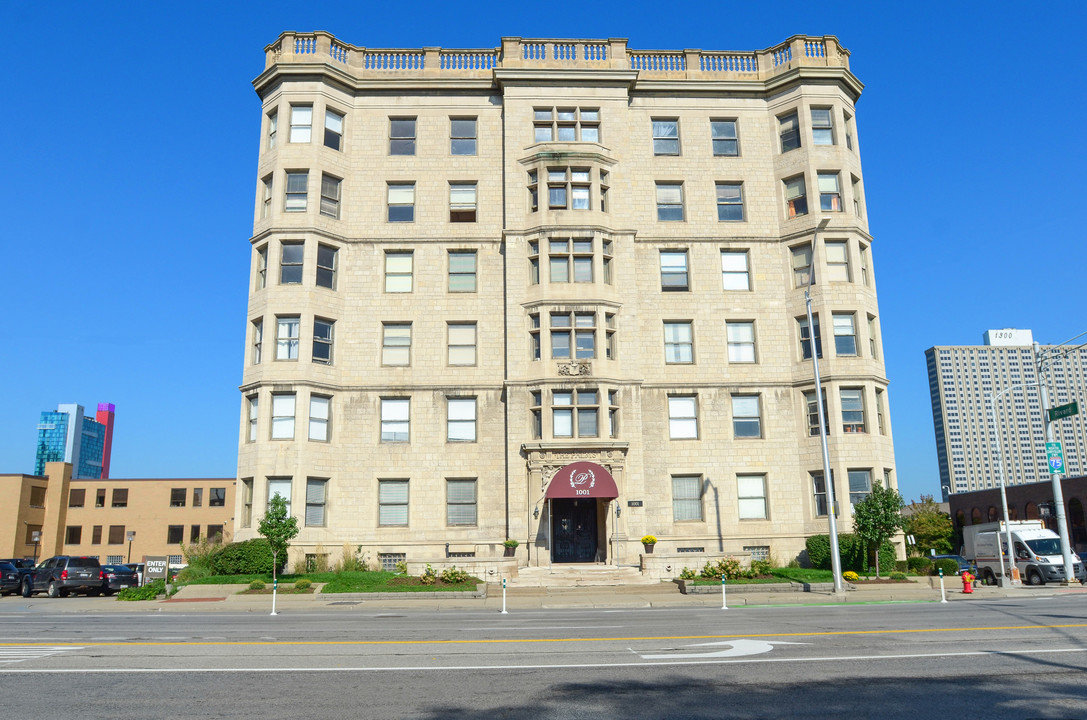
[503,539,519,557]
[641,535,658,554]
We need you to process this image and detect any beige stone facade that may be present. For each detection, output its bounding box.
[235,33,897,574]
[0,463,234,566]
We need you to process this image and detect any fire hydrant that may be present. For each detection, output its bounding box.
[961,571,975,594]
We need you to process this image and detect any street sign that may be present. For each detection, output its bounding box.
[1046,442,1065,474]
[144,556,169,581]
[1048,401,1079,422]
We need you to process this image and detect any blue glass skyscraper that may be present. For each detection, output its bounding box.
[34,403,113,479]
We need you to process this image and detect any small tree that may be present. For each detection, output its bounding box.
[257,493,299,586]
[852,480,905,577]
[903,494,954,556]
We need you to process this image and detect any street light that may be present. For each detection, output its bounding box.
[805,216,844,595]
[126,530,136,564]
[986,385,1032,586]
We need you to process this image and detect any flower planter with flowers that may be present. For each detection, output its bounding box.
[641,535,658,554]
[503,539,519,557]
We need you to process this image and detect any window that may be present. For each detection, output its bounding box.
[267,109,277,148]
[316,244,337,289]
[96,489,105,508]
[660,250,689,290]
[852,175,863,218]
[387,183,415,222]
[841,389,866,433]
[784,176,807,218]
[271,393,296,439]
[656,183,684,221]
[673,475,704,521]
[876,388,886,435]
[607,389,619,438]
[167,526,183,544]
[381,398,410,442]
[65,526,82,544]
[106,525,125,544]
[170,488,186,507]
[241,479,253,528]
[385,251,413,292]
[791,245,812,288]
[812,471,836,517]
[779,112,800,152]
[111,489,128,508]
[209,488,225,507]
[285,171,308,212]
[261,175,272,219]
[833,313,858,356]
[605,313,617,360]
[848,469,872,505]
[306,478,327,526]
[711,120,739,156]
[726,321,756,363]
[799,315,822,360]
[664,321,693,364]
[276,316,300,360]
[309,396,330,442]
[382,323,411,366]
[534,107,599,142]
[207,525,225,543]
[447,398,477,442]
[320,174,341,218]
[256,245,268,289]
[668,396,698,439]
[552,389,600,438]
[280,241,303,284]
[247,395,259,442]
[528,170,539,211]
[251,319,263,366]
[602,239,613,283]
[449,183,477,222]
[600,170,610,211]
[546,168,591,210]
[92,525,102,543]
[721,251,749,290]
[818,172,841,212]
[811,107,834,145]
[450,117,477,155]
[289,105,312,143]
[449,250,476,292]
[28,486,45,507]
[652,119,679,155]
[389,117,416,155]
[547,238,594,283]
[859,243,870,286]
[825,240,850,282]
[193,488,203,507]
[845,111,855,150]
[448,323,477,365]
[268,477,292,516]
[550,312,597,359]
[732,395,761,438]
[324,109,344,150]
[192,525,202,544]
[312,318,334,365]
[447,479,477,526]
[69,489,85,508]
[379,479,409,526]
[868,315,879,358]
[530,390,543,439]
[738,475,768,519]
[805,389,829,436]
[716,183,744,221]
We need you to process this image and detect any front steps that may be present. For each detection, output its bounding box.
[512,564,657,587]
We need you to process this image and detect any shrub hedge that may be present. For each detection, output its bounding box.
[212,538,278,576]
[805,534,896,574]
[932,558,961,577]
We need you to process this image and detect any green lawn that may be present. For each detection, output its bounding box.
[180,570,481,593]
[688,568,836,586]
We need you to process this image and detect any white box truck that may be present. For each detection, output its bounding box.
[964,520,1085,585]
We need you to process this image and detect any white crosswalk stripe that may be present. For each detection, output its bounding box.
[0,646,82,664]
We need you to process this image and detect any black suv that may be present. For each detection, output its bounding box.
[22,556,103,598]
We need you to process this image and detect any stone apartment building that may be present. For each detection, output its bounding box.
[234,32,896,574]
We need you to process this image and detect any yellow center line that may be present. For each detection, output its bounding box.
[3,623,1087,648]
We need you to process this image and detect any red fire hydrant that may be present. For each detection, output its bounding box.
[962,571,975,594]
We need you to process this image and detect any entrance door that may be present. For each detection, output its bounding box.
[551,498,598,562]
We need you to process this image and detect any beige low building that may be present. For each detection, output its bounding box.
[0,462,234,566]
[234,33,897,575]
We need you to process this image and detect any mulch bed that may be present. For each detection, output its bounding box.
[241,587,315,594]
[849,578,912,584]
[387,576,477,589]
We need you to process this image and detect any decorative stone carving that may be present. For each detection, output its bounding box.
[557,361,592,376]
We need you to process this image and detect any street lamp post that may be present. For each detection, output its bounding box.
[805,217,844,595]
[986,386,1030,586]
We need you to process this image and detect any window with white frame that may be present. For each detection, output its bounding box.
[389,117,416,155]
[251,319,262,364]
[276,316,300,360]
[841,388,866,433]
[305,478,327,526]
[450,117,477,155]
[387,183,415,222]
[656,183,684,221]
[660,250,689,290]
[446,479,477,526]
[261,175,272,219]
[721,250,749,290]
[727,321,756,363]
[378,479,408,525]
[664,321,693,363]
[868,315,879,358]
[845,111,855,150]
[449,183,477,222]
[602,238,613,283]
[716,182,744,221]
[823,240,850,282]
[547,168,591,210]
[672,475,704,521]
[449,250,477,292]
[528,170,538,211]
[732,395,761,438]
[534,107,599,142]
[811,107,834,145]
[552,389,599,438]
[811,470,835,517]
[267,109,277,148]
[805,389,829,436]
[791,245,812,288]
[832,313,858,356]
[607,389,619,438]
[668,396,698,439]
[548,238,594,282]
[876,388,886,434]
[289,105,312,143]
[799,315,822,360]
[380,399,410,442]
[652,118,680,155]
[447,397,477,442]
[737,474,768,519]
[550,312,597,360]
[280,241,303,284]
[313,318,334,364]
[779,112,800,152]
[241,478,253,528]
[448,323,477,365]
[848,469,872,505]
[285,171,308,212]
[316,244,337,289]
[247,395,259,442]
[385,251,413,291]
[324,109,344,150]
[382,323,411,366]
[271,394,295,440]
[256,245,268,289]
[309,395,329,441]
[852,175,863,217]
[320,174,341,218]
[859,242,870,286]
[818,172,842,212]
[529,390,542,439]
[711,119,739,156]
[784,175,807,218]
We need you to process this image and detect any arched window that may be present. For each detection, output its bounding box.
[1009,506,1019,520]
[955,510,966,532]
[971,507,982,525]
[988,506,998,522]
[1025,502,1038,520]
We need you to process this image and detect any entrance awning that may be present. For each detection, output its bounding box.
[544,461,618,499]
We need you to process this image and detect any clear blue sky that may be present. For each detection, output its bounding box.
[3,1,1084,502]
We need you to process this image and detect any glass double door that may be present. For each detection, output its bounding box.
[551,498,599,563]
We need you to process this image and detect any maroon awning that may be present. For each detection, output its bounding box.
[545,461,619,499]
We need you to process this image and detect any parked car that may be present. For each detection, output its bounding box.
[0,562,22,595]
[932,554,977,576]
[21,556,103,598]
[0,558,36,587]
[123,562,145,586]
[100,565,138,595]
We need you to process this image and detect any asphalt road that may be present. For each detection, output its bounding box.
[1,596,1085,718]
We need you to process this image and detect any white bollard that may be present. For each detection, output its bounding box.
[721,576,727,610]
[271,577,278,616]
[500,577,508,614]
[938,568,947,604]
